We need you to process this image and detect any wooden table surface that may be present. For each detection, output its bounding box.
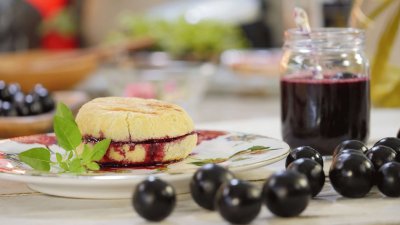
[0,106,399,225]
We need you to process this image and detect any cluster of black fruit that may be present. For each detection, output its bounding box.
[131,162,318,223]
[131,136,400,224]
[330,137,400,198]
[0,81,55,117]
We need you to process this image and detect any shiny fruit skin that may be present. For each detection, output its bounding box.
[190,163,235,210]
[329,153,375,198]
[335,149,365,158]
[374,138,400,162]
[365,145,397,170]
[0,101,18,116]
[287,158,325,197]
[263,170,311,217]
[376,162,400,197]
[132,177,176,221]
[285,146,323,168]
[333,140,368,157]
[25,94,43,115]
[216,179,262,224]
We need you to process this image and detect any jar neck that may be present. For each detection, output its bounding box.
[284,28,365,52]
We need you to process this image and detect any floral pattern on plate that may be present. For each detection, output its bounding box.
[0,130,289,198]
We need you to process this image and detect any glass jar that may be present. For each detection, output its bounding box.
[280,28,370,155]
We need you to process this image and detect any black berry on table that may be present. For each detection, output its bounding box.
[216,179,262,224]
[287,158,325,197]
[132,176,176,222]
[365,145,397,170]
[329,153,375,198]
[333,140,369,157]
[190,163,234,210]
[286,146,324,168]
[263,170,311,217]
[376,162,400,197]
[374,137,400,162]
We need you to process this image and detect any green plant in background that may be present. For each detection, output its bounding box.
[351,0,400,107]
[107,16,248,61]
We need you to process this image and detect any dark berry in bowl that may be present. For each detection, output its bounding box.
[132,176,176,221]
[333,140,368,157]
[216,179,262,224]
[287,158,325,197]
[25,93,43,115]
[376,162,400,197]
[0,81,6,100]
[263,170,311,217]
[285,146,323,168]
[365,145,397,170]
[34,84,55,112]
[12,92,30,116]
[329,153,375,198]
[0,101,18,117]
[397,129,400,138]
[190,163,234,210]
[7,83,21,98]
[333,72,357,79]
[374,137,400,161]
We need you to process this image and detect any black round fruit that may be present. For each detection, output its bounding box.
[365,145,397,170]
[190,163,235,210]
[397,129,400,139]
[7,83,21,98]
[263,170,311,217]
[287,158,325,197]
[336,149,365,158]
[0,101,18,117]
[329,153,375,198]
[376,162,400,197]
[34,84,55,112]
[0,81,6,100]
[132,177,176,221]
[374,138,400,161]
[333,140,368,157]
[25,94,43,115]
[285,146,323,168]
[216,179,262,224]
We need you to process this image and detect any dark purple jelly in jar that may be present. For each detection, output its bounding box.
[281,74,370,155]
[280,28,370,155]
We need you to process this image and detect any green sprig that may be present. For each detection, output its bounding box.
[18,103,111,173]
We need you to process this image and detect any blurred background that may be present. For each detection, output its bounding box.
[0,0,398,132]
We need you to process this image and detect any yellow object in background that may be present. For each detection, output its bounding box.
[351,0,400,107]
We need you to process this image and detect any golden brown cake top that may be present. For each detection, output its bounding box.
[75,97,195,142]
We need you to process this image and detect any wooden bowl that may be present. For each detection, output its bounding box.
[0,51,98,92]
[0,90,89,139]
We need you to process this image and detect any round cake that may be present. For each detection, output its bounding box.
[75,97,197,166]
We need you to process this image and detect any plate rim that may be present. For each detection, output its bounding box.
[0,130,289,185]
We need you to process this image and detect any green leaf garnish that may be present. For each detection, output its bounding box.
[91,139,111,161]
[55,102,75,122]
[18,148,51,171]
[53,116,82,151]
[18,102,111,174]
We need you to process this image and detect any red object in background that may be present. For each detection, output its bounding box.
[26,0,77,50]
[41,31,77,49]
[26,0,67,19]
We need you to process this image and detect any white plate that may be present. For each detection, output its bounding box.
[0,130,289,199]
